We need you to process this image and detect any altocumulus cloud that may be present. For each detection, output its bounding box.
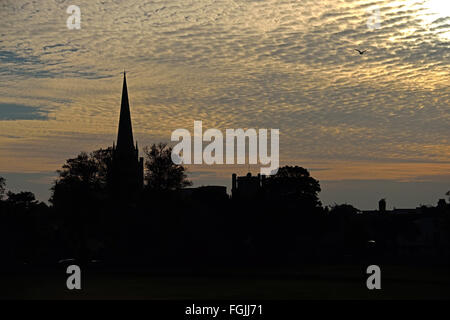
[0,0,448,207]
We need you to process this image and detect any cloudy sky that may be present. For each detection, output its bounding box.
[0,0,449,209]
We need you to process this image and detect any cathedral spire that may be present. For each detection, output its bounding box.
[116,71,134,152]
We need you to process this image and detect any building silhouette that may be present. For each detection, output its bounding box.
[378,198,386,213]
[231,172,266,199]
[111,72,144,203]
[178,186,228,202]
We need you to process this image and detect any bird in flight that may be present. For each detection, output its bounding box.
[355,49,367,55]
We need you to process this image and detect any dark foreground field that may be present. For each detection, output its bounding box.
[2,265,450,300]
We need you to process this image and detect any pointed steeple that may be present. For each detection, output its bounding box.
[116,71,134,152]
[111,72,144,204]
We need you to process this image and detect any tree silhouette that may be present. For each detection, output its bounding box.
[265,165,321,208]
[144,143,192,192]
[0,176,5,201]
[6,191,38,209]
[50,148,113,263]
[50,148,113,206]
[329,203,360,218]
[328,203,367,255]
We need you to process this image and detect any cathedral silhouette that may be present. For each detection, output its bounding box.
[111,73,144,203]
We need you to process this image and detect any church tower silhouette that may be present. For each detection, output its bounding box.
[111,72,144,203]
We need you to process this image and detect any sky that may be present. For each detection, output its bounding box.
[0,0,449,209]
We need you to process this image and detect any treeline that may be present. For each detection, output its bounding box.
[1,144,450,270]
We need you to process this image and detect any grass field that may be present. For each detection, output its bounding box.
[2,264,450,300]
